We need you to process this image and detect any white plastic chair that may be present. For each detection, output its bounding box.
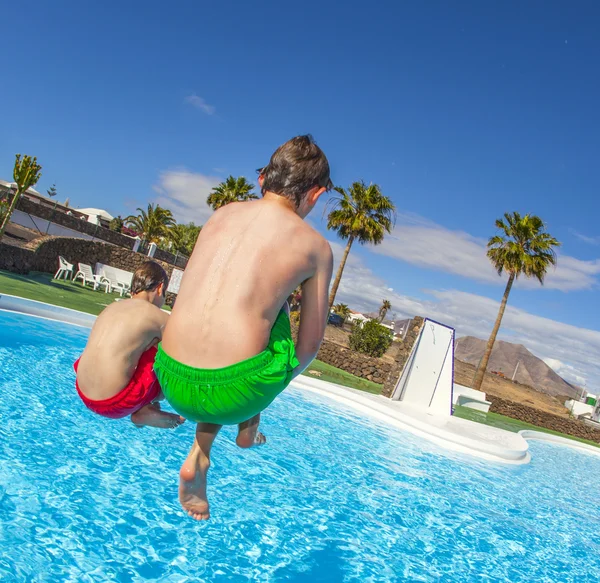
[54,256,74,280]
[73,263,109,291]
[98,265,131,297]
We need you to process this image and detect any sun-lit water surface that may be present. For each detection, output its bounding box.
[0,309,599,583]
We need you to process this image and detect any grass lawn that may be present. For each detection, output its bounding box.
[301,359,383,394]
[453,405,600,448]
[0,270,125,315]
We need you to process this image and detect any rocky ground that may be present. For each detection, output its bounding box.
[453,359,570,417]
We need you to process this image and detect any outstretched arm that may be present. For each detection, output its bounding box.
[293,241,334,378]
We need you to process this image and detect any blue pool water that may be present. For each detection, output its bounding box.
[1,310,600,583]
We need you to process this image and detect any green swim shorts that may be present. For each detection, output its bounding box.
[154,310,300,425]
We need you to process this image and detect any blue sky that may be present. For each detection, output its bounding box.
[1,1,599,388]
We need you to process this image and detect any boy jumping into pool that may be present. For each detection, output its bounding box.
[75,261,184,429]
[156,135,334,520]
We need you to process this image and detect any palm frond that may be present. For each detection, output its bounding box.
[325,181,396,246]
[487,211,561,284]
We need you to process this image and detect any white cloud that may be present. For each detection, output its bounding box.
[370,213,600,292]
[373,213,495,282]
[184,94,216,115]
[543,358,587,387]
[153,169,219,224]
[571,229,600,246]
[328,242,600,390]
[544,255,600,292]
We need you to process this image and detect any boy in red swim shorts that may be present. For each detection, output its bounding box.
[74,261,184,429]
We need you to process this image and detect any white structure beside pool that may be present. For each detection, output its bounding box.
[565,399,595,418]
[453,384,492,413]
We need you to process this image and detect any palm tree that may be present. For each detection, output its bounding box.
[125,203,175,243]
[472,212,561,391]
[207,176,258,211]
[333,303,351,321]
[326,181,396,309]
[167,222,202,255]
[0,154,42,240]
[109,216,125,233]
[379,300,392,322]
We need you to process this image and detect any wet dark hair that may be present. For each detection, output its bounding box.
[259,135,332,207]
[131,261,169,296]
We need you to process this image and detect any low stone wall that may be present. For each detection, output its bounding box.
[0,243,35,273]
[16,196,137,249]
[30,237,176,277]
[0,236,177,285]
[490,395,600,443]
[317,341,392,383]
[291,322,391,383]
[153,247,188,269]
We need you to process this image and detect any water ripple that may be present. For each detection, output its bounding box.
[0,310,599,582]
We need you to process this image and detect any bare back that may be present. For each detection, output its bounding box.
[77,299,168,400]
[163,199,332,368]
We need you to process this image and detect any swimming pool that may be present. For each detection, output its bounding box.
[1,309,599,582]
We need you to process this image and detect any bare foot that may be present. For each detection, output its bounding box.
[236,414,267,448]
[236,430,267,448]
[131,403,185,429]
[253,432,267,446]
[179,452,211,520]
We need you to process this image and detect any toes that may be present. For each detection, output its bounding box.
[187,509,209,521]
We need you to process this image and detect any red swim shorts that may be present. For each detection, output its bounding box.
[74,346,161,419]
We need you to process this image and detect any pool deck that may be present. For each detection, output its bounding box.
[3,293,600,465]
[293,376,531,465]
[0,292,96,328]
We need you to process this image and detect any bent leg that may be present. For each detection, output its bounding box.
[236,414,266,448]
[131,403,185,429]
[179,423,221,520]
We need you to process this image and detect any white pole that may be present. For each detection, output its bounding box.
[512,360,520,381]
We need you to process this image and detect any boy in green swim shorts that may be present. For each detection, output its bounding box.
[156,135,334,520]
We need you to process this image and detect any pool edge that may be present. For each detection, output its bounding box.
[0,293,96,328]
[292,376,531,466]
[2,294,596,464]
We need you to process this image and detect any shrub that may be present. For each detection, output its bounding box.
[349,319,393,357]
[109,216,124,232]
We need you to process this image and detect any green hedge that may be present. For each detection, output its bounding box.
[349,319,393,357]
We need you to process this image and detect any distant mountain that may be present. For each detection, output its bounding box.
[455,336,579,399]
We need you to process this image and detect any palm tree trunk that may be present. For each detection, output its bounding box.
[472,272,515,391]
[328,236,354,310]
[0,189,22,241]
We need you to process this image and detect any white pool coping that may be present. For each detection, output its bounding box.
[518,430,600,458]
[0,293,96,328]
[2,295,599,464]
[292,376,531,465]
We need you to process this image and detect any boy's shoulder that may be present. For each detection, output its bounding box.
[98,298,162,319]
[303,221,333,258]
